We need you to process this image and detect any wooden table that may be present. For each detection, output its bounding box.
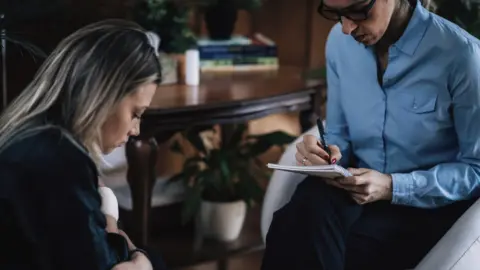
[125,66,323,247]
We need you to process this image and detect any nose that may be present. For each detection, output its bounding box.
[341,17,358,35]
[129,122,140,137]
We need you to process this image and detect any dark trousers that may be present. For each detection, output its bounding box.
[261,177,476,270]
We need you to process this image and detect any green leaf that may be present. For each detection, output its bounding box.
[166,160,200,188]
[247,131,296,157]
[226,123,247,149]
[249,131,297,145]
[170,139,183,154]
[219,153,231,180]
[183,156,204,168]
[167,172,185,183]
[181,184,203,225]
[236,170,264,207]
[183,126,214,154]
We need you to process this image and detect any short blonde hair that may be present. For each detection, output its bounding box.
[0,19,161,163]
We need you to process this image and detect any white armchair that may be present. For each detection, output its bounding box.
[261,125,480,270]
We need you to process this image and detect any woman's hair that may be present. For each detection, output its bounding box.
[0,19,161,162]
[420,0,437,11]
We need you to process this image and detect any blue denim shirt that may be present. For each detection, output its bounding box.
[325,0,480,208]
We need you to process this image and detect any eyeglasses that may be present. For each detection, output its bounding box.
[317,0,377,21]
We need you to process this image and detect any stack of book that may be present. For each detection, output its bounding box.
[197,33,279,72]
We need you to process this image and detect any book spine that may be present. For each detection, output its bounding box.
[200,57,278,67]
[198,45,277,59]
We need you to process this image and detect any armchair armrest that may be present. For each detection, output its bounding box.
[261,125,320,242]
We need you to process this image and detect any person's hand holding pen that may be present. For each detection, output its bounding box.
[295,134,341,166]
[295,133,393,204]
[296,120,393,204]
[295,119,342,166]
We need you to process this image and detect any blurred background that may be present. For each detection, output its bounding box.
[1,0,479,269]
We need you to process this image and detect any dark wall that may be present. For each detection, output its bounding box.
[0,0,136,107]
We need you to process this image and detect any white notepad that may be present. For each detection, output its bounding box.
[267,163,352,179]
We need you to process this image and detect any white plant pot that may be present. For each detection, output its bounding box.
[197,200,247,242]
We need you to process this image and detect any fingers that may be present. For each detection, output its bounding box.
[296,142,330,165]
[304,135,343,164]
[340,184,369,194]
[347,167,370,176]
[338,175,367,186]
[303,135,331,158]
[295,152,312,166]
[351,193,370,205]
[328,145,342,164]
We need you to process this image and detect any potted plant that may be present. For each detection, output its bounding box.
[134,0,198,83]
[169,124,296,241]
[192,0,265,40]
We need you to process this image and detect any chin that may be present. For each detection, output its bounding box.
[101,148,114,155]
[101,145,118,155]
[364,37,378,46]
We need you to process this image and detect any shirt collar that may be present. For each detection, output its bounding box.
[392,0,430,56]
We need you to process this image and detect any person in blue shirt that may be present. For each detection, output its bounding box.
[261,0,480,269]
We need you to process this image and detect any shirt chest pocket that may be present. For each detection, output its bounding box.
[393,91,453,135]
[398,92,438,114]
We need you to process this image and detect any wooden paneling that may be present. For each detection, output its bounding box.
[2,0,133,106]
[307,1,337,68]
[194,0,336,68]
[251,0,311,67]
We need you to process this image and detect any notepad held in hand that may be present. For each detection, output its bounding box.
[267,163,352,179]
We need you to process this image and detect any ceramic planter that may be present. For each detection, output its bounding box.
[197,199,247,241]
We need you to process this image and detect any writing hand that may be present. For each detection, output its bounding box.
[295,134,342,166]
[326,168,393,204]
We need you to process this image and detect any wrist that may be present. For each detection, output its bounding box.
[385,173,393,201]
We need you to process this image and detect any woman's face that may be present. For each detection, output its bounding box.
[100,83,157,154]
[322,0,395,46]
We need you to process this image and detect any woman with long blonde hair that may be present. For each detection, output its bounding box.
[0,20,166,270]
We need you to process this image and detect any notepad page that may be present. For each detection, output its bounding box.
[267,163,352,178]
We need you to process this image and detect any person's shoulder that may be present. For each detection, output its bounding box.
[428,13,480,51]
[325,23,365,61]
[0,126,96,173]
[426,14,480,71]
[325,23,345,55]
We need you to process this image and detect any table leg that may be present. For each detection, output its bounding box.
[125,136,158,246]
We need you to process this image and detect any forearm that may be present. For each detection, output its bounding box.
[105,215,119,233]
[391,162,480,208]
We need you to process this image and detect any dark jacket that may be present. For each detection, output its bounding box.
[0,127,128,270]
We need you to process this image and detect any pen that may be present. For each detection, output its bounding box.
[317,118,331,163]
